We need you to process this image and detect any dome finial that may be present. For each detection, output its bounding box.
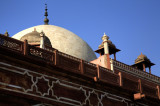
[102,32,109,40]
[44,4,49,25]
[4,30,9,37]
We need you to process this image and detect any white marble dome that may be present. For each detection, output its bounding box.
[12,25,97,61]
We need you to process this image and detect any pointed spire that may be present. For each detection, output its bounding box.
[44,4,49,25]
[4,30,9,37]
[34,28,37,32]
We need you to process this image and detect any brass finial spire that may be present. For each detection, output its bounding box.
[4,30,9,37]
[44,4,49,25]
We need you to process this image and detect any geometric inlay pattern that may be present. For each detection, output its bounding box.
[0,62,148,106]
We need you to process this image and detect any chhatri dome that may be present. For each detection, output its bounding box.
[12,4,96,61]
[20,28,52,46]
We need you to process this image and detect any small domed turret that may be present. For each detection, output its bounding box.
[132,53,155,74]
[20,28,52,47]
[135,53,151,64]
[95,33,120,60]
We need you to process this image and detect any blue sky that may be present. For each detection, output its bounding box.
[0,0,160,76]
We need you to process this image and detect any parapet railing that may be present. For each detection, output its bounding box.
[0,34,23,53]
[113,60,160,83]
[29,45,54,62]
[0,34,160,99]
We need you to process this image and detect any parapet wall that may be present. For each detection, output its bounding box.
[0,34,160,105]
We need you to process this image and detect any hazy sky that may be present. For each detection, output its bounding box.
[0,0,160,76]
